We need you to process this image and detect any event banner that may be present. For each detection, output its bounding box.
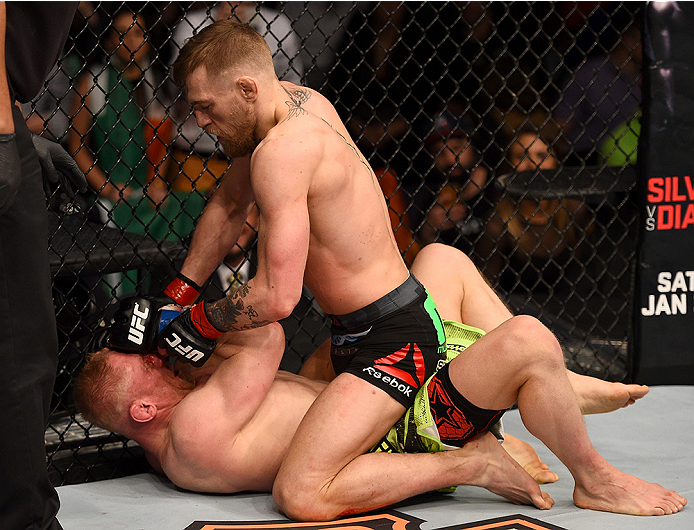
[633,2,694,383]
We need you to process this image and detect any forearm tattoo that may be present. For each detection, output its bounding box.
[207,283,271,331]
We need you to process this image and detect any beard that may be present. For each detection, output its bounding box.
[220,134,257,159]
[207,106,258,159]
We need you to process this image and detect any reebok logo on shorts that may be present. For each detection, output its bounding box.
[362,343,426,398]
[374,343,426,387]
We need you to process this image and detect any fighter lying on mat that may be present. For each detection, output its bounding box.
[73,244,685,517]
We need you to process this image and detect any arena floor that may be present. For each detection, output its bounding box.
[55,385,693,530]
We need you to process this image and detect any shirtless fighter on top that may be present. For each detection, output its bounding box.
[125,20,684,519]
[75,244,685,517]
[156,18,450,518]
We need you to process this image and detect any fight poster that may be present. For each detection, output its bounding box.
[633,2,694,383]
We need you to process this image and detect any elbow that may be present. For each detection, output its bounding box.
[268,297,299,322]
[265,287,302,322]
[264,322,286,352]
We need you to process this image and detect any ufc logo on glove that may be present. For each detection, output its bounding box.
[165,333,207,364]
[128,303,150,345]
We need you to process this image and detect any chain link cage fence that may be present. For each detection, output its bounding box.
[34,1,643,486]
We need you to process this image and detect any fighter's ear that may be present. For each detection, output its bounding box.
[237,76,258,101]
[130,401,157,423]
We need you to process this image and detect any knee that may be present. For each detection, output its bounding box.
[504,315,564,367]
[273,480,335,521]
[417,243,479,280]
[420,242,472,267]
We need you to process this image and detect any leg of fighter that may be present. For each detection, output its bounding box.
[412,245,650,414]
[566,370,649,414]
[421,239,654,489]
[272,372,550,521]
[410,243,511,332]
[446,315,686,516]
[502,434,558,484]
[502,371,651,485]
[410,243,649,479]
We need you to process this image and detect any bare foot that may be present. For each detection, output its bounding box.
[503,434,559,484]
[567,372,649,414]
[460,432,554,510]
[574,464,687,515]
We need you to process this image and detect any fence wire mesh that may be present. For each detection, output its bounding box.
[34,1,643,485]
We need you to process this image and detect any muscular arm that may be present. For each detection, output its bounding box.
[205,139,312,331]
[167,323,287,491]
[171,324,257,382]
[179,155,255,288]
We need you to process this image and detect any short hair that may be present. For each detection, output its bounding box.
[73,349,129,433]
[173,19,274,88]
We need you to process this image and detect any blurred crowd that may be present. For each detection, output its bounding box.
[28,1,643,296]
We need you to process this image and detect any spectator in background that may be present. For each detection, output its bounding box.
[416,108,489,256]
[553,19,642,164]
[478,47,560,172]
[393,3,523,174]
[68,8,199,293]
[69,9,169,219]
[166,1,303,204]
[477,126,592,291]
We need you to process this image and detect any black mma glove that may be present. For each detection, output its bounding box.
[109,297,167,354]
[0,133,21,215]
[83,324,113,354]
[158,302,223,367]
[31,134,87,198]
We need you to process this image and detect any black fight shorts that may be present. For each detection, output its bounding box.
[329,273,447,407]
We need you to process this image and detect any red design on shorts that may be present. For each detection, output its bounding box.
[374,343,426,388]
[427,377,474,442]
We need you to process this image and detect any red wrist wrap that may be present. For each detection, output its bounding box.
[190,302,224,339]
[164,277,200,307]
